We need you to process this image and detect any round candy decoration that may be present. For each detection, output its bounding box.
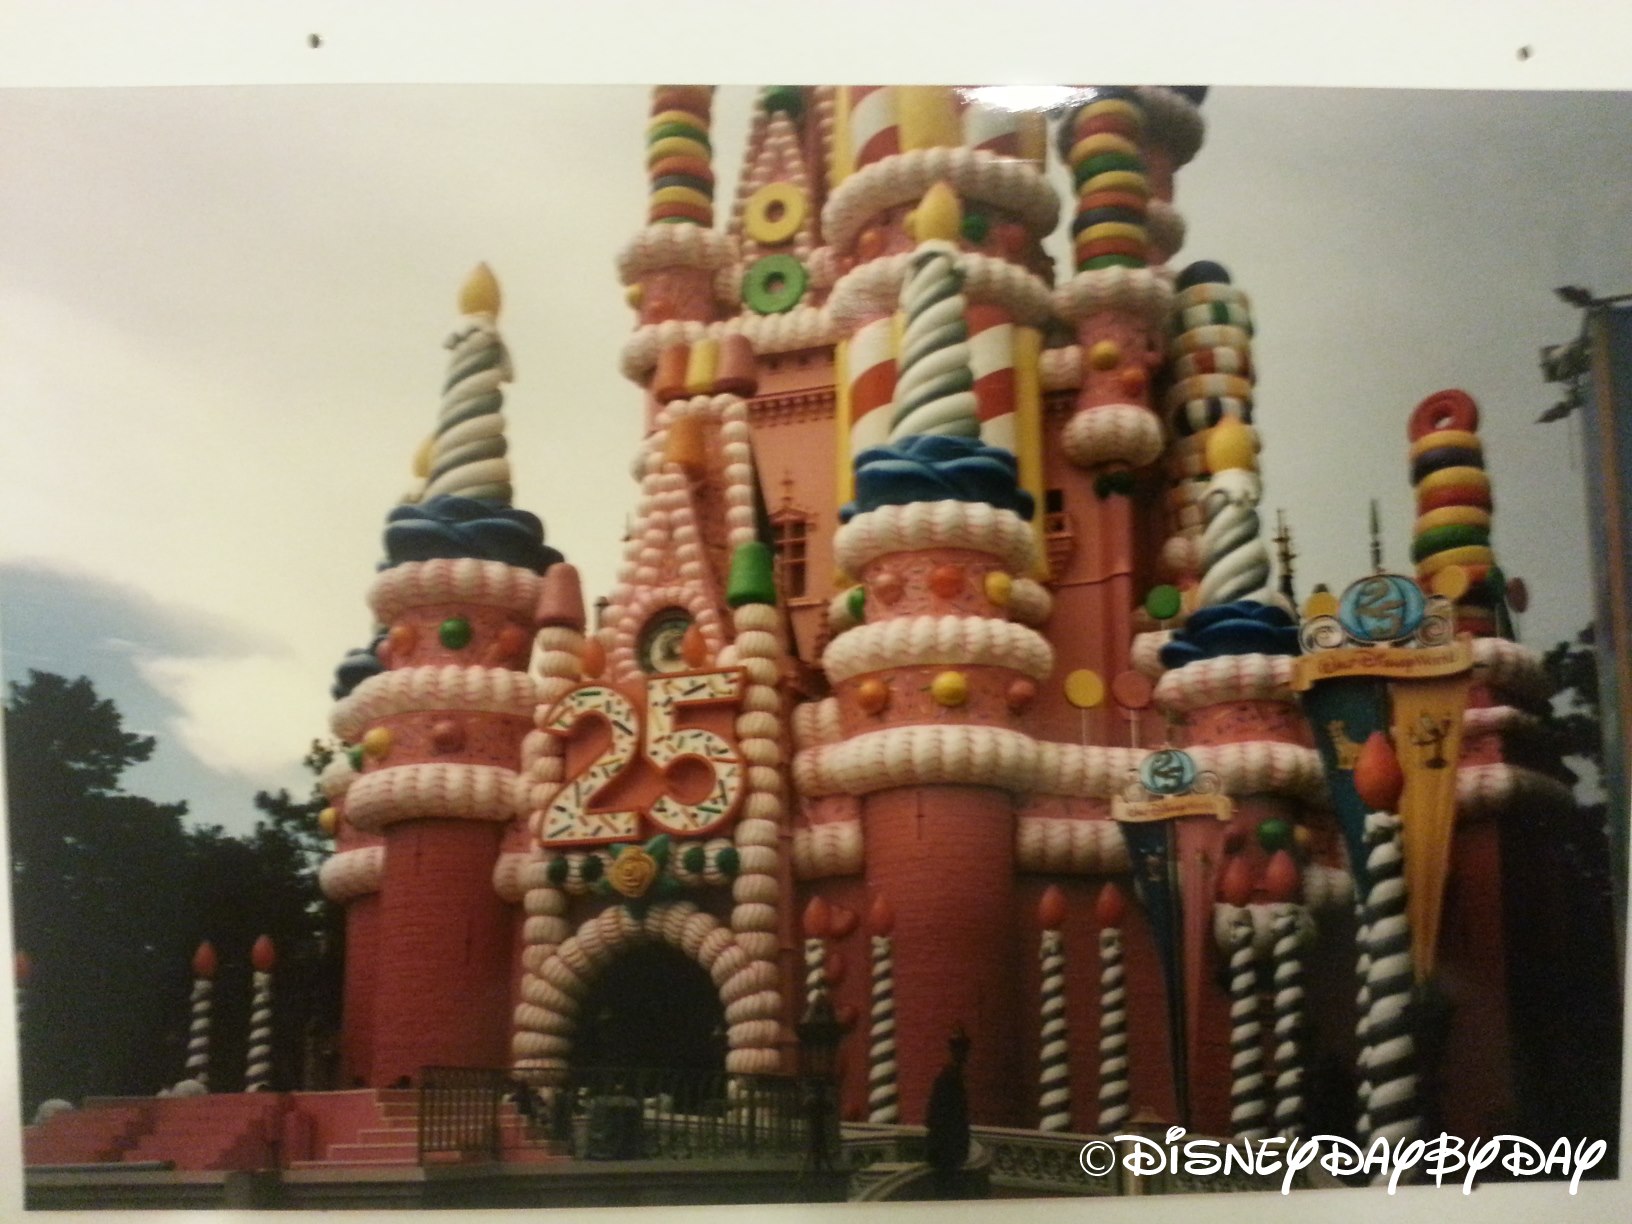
[743,254,808,315]
[1144,584,1182,621]
[1110,669,1154,711]
[856,677,890,715]
[743,182,807,246]
[1140,748,1198,796]
[1063,668,1105,709]
[1407,388,1479,441]
[1337,572,1426,645]
[1506,575,1530,613]
[931,671,969,707]
[1256,818,1293,852]
[439,617,473,650]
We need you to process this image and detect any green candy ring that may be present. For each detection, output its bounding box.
[743,254,807,315]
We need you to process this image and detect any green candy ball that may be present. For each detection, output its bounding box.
[347,745,364,771]
[439,617,473,649]
[546,858,569,885]
[682,845,707,874]
[1145,584,1182,621]
[581,855,604,882]
[846,584,867,622]
[1257,818,1293,852]
[961,211,990,243]
[716,846,740,876]
[764,85,804,117]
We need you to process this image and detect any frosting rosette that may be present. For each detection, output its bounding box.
[841,435,1035,522]
[383,493,562,573]
[1158,599,1299,669]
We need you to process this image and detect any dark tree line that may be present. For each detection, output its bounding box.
[6,671,342,1114]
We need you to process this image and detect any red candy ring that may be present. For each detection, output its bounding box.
[648,156,716,184]
[1077,237,1148,261]
[649,201,713,224]
[1408,389,1480,441]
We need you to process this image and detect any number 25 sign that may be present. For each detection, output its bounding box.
[540,668,745,845]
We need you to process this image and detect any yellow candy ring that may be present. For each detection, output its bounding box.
[1408,428,1482,459]
[743,182,807,246]
[1077,169,1149,200]
[1414,505,1493,534]
[646,135,711,167]
[1074,220,1147,247]
[1078,98,1144,129]
[1417,544,1495,576]
[650,184,714,211]
[1067,132,1139,165]
[1415,465,1491,498]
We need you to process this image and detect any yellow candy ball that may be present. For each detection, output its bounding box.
[318,806,338,836]
[1088,339,1121,370]
[624,282,644,309]
[931,671,969,707]
[362,727,392,758]
[984,570,1014,607]
[1063,668,1105,709]
[411,435,434,479]
[1204,417,1258,474]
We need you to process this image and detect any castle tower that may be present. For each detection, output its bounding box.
[326,267,561,1085]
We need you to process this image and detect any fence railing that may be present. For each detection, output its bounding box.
[522,1067,813,1161]
[417,1067,507,1163]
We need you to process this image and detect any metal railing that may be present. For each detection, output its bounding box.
[417,1067,507,1163]
[525,1067,812,1161]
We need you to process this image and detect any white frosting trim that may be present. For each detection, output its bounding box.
[1154,652,1297,713]
[1053,265,1175,327]
[792,821,864,879]
[1007,578,1052,626]
[1039,345,1081,392]
[835,501,1038,576]
[319,754,357,801]
[369,558,544,624]
[1470,637,1551,704]
[345,763,526,831]
[1457,763,1573,820]
[1061,403,1164,470]
[1133,86,1206,167]
[1130,631,1173,678]
[318,846,384,903]
[1015,817,1129,874]
[617,224,737,284]
[822,147,1059,251]
[823,614,1053,683]
[493,850,529,903]
[331,665,539,741]
[792,697,843,750]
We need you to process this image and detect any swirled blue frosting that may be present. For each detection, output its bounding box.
[331,632,386,700]
[1158,599,1300,669]
[840,435,1035,522]
[382,494,562,573]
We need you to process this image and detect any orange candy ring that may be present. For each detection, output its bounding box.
[649,201,713,224]
[652,86,713,116]
[1077,190,1149,214]
[648,156,715,185]
[1417,484,1492,513]
[1408,389,1479,441]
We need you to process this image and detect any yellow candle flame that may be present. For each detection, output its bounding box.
[913,181,962,244]
[459,262,501,317]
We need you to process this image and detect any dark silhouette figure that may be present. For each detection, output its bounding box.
[924,1028,972,1198]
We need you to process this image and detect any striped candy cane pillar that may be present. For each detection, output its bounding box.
[847,314,898,461]
[1360,811,1421,1161]
[867,893,898,1124]
[1037,886,1069,1131]
[186,941,217,1089]
[1226,907,1268,1139]
[1095,883,1131,1131]
[848,87,901,170]
[245,935,276,1092]
[969,303,1017,455]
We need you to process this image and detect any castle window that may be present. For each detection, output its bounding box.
[1043,487,1075,572]
[771,511,809,599]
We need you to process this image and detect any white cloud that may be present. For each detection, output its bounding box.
[134,652,331,783]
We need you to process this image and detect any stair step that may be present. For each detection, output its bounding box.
[324,1141,420,1162]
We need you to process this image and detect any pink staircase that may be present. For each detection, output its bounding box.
[23,1100,155,1166]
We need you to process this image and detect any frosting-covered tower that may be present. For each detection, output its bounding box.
[322,267,561,1085]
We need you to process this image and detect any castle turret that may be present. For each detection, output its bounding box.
[327,267,561,1084]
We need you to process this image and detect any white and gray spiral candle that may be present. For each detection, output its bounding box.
[185,941,215,1089]
[244,935,275,1092]
[888,186,978,442]
[1038,886,1070,1132]
[1269,902,1307,1138]
[867,894,898,1124]
[1360,811,1421,1167]
[423,263,514,503]
[1227,907,1268,1139]
[1096,883,1130,1132]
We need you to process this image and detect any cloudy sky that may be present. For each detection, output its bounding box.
[1,9,1629,848]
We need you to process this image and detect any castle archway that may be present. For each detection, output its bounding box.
[572,942,726,1076]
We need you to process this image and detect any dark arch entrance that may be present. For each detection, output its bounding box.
[573,942,727,1077]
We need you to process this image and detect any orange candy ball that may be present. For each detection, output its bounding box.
[929,564,964,598]
[856,678,890,714]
